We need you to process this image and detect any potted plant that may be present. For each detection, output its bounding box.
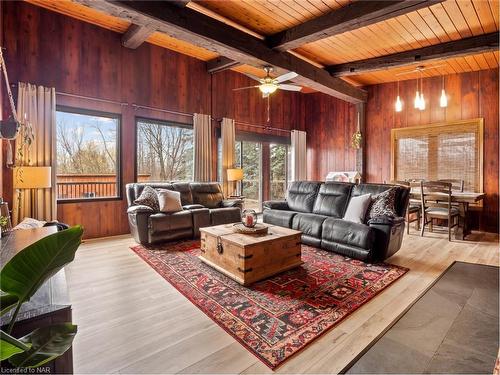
[0,225,83,368]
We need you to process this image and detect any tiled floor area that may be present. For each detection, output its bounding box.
[347,261,499,374]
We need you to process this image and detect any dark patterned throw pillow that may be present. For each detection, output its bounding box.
[134,186,160,212]
[367,187,398,220]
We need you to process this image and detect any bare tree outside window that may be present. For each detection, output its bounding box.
[56,110,119,200]
[136,119,194,181]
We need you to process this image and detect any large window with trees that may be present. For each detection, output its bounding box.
[136,118,194,182]
[56,108,120,201]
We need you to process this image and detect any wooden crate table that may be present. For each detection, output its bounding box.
[199,223,302,286]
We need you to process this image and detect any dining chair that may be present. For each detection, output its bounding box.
[388,180,421,234]
[438,179,464,192]
[421,181,460,241]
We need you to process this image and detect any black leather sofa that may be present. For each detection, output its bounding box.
[263,181,410,262]
[126,182,242,244]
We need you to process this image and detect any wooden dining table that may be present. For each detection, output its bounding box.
[409,190,485,239]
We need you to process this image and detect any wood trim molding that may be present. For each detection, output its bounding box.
[267,0,445,52]
[328,33,499,77]
[73,0,367,103]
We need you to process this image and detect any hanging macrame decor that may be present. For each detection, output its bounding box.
[0,48,20,140]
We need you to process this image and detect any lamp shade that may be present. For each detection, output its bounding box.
[14,166,52,189]
[227,168,243,181]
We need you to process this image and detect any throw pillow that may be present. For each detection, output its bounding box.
[13,218,46,230]
[134,186,160,212]
[367,187,399,220]
[343,193,372,224]
[157,189,183,213]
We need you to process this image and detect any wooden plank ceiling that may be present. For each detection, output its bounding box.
[24,0,499,87]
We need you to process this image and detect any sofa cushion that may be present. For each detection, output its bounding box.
[322,218,375,250]
[263,209,297,228]
[172,182,193,205]
[190,183,224,209]
[351,183,408,217]
[134,186,160,212]
[286,181,322,213]
[157,189,183,213]
[292,213,329,238]
[183,204,205,210]
[312,182,353,217]
[343,193,372,223]
[149,210,192,233]
[367,187,399,220]
[209,207,241,225]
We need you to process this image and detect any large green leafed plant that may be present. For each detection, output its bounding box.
[0,225,83,368]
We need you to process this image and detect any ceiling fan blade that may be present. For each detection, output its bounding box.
[243,73,263,82]
[232,85,259,91]
[275,71,298,83]
[279,84,302,92]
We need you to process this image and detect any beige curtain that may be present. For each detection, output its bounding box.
[193,113,212,182]
[291,130,307,181]
[221,117,235,197]
[13,82,57,224]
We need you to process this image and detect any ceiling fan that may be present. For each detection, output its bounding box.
[233,66,302,98]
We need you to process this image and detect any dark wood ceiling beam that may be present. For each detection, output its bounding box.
[121,24,155,49]
[267,0,445,52]
[206,56,242,74]
[327,32,500,77]
[73,0,366,103]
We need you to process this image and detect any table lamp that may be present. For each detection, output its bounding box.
[13,166,52,220]
[227,168,243,197]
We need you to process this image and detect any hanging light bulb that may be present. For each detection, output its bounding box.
[419,92,426,110]
[414,74,420,109]
[440,76,448,107]
[395,80,402,112]
[417,73,425,111]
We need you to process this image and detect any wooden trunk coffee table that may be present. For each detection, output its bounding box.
[199,223,302,286]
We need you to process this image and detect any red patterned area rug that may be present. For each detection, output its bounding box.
[131,241,408,369]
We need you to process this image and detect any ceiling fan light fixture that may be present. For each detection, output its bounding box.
[259,83,278,94]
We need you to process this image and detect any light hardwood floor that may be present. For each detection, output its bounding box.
[66,229,499,374]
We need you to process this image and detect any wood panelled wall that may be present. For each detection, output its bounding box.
[365,69,499,233]
[303,93,357,181]
[2,2,305,238]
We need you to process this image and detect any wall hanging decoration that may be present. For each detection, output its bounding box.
[351,111,362,149]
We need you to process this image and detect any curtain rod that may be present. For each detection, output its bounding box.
[131,103,195,118]
[10,83,127,106]
[234,120,292,134]
[11,84,292,134]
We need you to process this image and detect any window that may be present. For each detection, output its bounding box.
[217,131,290,212]
[391,119,483,192]
[56,108,120,201]
[270,143,288,200]
[136,118,194,182]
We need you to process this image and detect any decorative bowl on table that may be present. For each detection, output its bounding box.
[232,222,268,235]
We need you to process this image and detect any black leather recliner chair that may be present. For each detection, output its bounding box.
[263,181,410,262]
[126,182,242,244]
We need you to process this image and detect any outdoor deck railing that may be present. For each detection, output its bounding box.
[57,181,117,199]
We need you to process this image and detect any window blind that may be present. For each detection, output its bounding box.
[391,119,483,192]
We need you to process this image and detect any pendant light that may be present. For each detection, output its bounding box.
[414,76,420,109]
[419,74,425,110]
[395,80,403,112]
[440,75,448,107]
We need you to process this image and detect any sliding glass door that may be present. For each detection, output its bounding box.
[270,143,288,201]
[239,141,262,211]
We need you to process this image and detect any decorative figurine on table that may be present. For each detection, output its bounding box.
[242,209,257,228]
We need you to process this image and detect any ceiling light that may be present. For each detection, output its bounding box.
[440,76,448,108]
[414,90,421,109]
[395,80,402,112]
[259,83,278,94]
[419,92,425,110]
